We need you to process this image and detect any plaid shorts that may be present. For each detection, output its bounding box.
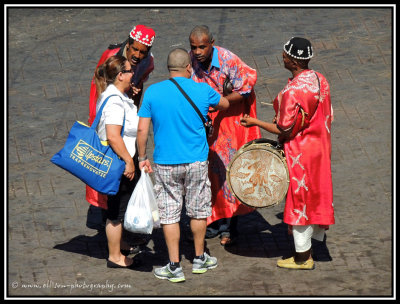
[154,161,211,224]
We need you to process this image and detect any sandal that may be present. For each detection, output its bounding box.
[121,246,140,256]
[107,257,141,269]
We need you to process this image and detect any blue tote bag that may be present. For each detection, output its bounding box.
[51,94,125,195]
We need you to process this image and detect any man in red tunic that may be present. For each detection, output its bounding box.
[189,25,261,246]
[241,37,334,270]
[86,25,156,210]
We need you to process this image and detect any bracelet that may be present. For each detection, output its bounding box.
[138,155,147,162]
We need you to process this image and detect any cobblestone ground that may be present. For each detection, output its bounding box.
[6,6,394,299]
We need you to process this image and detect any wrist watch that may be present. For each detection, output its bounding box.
[138,155,147,162]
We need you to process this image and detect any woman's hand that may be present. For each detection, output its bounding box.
[124,159,135,181]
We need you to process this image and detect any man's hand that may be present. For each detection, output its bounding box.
[240,114,257,127]
[139,159,153,173]
[130,84,142,96]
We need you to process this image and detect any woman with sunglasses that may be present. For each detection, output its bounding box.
[94,55,141,269]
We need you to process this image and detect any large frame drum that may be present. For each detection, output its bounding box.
[226,138,289,208]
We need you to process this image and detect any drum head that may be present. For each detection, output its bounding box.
[227,143,289,208]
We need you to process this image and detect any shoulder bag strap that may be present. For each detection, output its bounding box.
[169,78,207,125]
[312,71,321,118]
[91,94,125,135]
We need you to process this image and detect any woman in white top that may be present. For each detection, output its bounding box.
[94,55,140,269]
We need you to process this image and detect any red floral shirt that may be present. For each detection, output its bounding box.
[191,46,261,224]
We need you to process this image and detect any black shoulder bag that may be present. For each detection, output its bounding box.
[169,78,214,138]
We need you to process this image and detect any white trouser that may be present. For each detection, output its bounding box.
[292,224,325,252]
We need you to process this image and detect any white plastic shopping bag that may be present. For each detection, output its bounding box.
[124,169,160,234]
[144,171,160,229]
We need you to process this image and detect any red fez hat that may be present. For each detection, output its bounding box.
[130,25,155,47]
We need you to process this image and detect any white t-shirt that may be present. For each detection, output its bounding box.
[96,84,139,157]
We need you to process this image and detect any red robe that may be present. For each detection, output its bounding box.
[86,40,154,209]
[273,70,334,226]
[191,46,261,225]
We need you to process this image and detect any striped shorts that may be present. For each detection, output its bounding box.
[154,161,212,224]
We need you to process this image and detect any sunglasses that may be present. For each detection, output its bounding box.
[121,68,134,74]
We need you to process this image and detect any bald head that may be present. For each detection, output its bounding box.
[167,48,191,72]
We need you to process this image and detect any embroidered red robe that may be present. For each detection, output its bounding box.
[273,70,334,226]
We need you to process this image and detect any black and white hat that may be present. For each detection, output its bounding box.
[283,37,313,60]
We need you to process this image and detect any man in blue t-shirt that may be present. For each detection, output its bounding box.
[137,48,229,283]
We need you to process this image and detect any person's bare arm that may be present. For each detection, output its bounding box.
[106,124,135,180]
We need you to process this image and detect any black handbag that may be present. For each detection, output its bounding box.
[169,78,213,138]
[223,75,233,96]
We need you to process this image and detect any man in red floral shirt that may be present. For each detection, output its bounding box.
[189,25,261,246]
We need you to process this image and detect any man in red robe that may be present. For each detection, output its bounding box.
[86,25,156,210]
[241,37,334,270]
[189,25,261,246]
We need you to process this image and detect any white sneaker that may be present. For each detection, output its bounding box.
[154,263,185,283]
[192,252,218,274]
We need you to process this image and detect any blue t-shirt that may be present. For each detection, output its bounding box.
[138,77,221,164]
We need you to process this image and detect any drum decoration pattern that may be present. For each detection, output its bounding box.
[226,139,289,208]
